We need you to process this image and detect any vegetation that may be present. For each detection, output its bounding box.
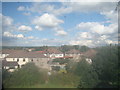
[92,45,119,88]
[2,45,119,88]
[79,45,90,52]
[76,45,119,88]
[52,58,70,64]
[3,63,46,88]
[3,62,79,88]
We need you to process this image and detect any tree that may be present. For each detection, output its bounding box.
[60,45,74,53]
[52,58,70,65]
[3,63,46,88]
[75,59,99,88]
[80,45,90,52]
[92,45,119,88]
[73,45,80,50]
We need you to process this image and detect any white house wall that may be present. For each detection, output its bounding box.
[50,54,64,58]
[6,58,29,68]
[0,54,9,58]
[32,58,51,70]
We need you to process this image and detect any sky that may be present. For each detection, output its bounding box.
[1,1,118,47]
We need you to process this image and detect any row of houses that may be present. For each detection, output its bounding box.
[0,47,96,72]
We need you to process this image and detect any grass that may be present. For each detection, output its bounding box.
[11,83,76,88]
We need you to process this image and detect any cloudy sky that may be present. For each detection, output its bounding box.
[1,1,118,47]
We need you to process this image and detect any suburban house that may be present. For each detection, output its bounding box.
[44,48,64,58]
[83,49,97,58]
[2,50,51,71]
[65,49,81,60]
[1,48,96,72]
[0,50,11,58]
[2,60,19,72]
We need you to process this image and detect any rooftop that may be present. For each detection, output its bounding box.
[3,50,48,58]
[66,49,81,54]
[2,60,18,67]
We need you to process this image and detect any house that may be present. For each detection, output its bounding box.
[2,60,19,72]
[65,49,81,59]
[44,48,64,59]
[83,49,97,59]
[5,50,50,69]
[82,49,97,64]
[85,58,92,64]
[0,49,11,58]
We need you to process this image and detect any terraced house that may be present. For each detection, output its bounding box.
[2,50,50,72]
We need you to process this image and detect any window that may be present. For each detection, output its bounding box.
[31,59,33,62]
[17,58,19,62]
[23,58,25,62]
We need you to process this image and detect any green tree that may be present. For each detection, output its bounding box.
[52,58,70,65]
[75,60,99,88]
[3,63,46,88]
[80,45,90,52]
[92,45,119,88]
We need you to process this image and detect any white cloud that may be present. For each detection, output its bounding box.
[35,25,43,31]
[105,39,118,44]
[77,22,118,35]
[27,36,34,39]
[17,34,24,38]
[3,32,24,38]
[2,15,13,26]
[55,30,67,36]
[17,6,25,11]
[2,14,17,32]
[78,32,92,39]
[18,25,32,31]
[32,13,64,28]
[69,40,93,46]
[100,10,118,23]
[69,21,118,47]
[3,31,37,40]
[23,12,31,16]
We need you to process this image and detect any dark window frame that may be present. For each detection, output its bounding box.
[23,58,25,62]
[17,58,19,62]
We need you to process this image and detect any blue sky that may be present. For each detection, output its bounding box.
[2,2,118,47]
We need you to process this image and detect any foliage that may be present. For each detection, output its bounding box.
[60,45,74,53]
[65,60,78,73]
[51,66,60,71]
[34,46,48,51]
[92,45,119,88]
[79,45,90,52]
[3,63,46,88]
[52,58,70,64]
[58,69,67,74]
[49,73,80,87]
[75,60,99,88]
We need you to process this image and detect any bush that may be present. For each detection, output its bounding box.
[75,60,99,88]
[49,73,80,87]
[3,63,46,88]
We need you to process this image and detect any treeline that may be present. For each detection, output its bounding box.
[2,45,90,52]
[65,45,119,88]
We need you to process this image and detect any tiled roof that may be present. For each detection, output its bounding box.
[5,50,48,58]
[45,48,63,54]
[2,60,18,66]
[66,49,80,54]
[83,49,97,58]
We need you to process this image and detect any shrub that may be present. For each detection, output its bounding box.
[3,63,46,88]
